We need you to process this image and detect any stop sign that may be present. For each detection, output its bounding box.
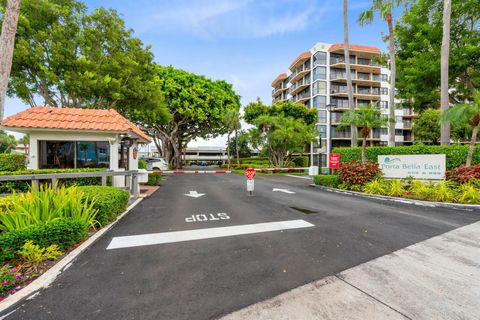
[244,168,256,180]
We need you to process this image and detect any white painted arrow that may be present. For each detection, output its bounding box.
[273,188,296,194]
[184,190,206,198]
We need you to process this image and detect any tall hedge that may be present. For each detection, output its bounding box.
[332,145,480,170]
[77,186,130,226]
[0,154,26,171]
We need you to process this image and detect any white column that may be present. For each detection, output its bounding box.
[28,135,38,169]
[110,139,125,187]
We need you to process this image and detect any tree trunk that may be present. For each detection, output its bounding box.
[226,132,231,168]
[0,0,22,121]
[235,129,240,168]
[466,124,478,167]
[343,0,356,147]
[440,0,452,145]
[362,135,367,165]
[387,12,396,147]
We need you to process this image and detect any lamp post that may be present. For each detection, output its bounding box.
[326,104,336,170]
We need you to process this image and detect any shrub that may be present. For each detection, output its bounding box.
[430,181,457,202]
[138,159,147,169]
[387,179,406,197]
[0,168,105,193]
[333,144,480,170]
[17,241,63,272]
[457,181,480,204]
[338,182,363,192]
[363,179,388,195]
[338,161,381,186]
[0,218,87,263]
[313,175,340,188]
[143,172,162,186]
[0,195,17,212]
[446,164,480,184]
[290,156,309,167]
[0,264,20,293]
[0,184,98,232]
[409,181,434,200]
[0,154,26,172]
[77,186,129,226]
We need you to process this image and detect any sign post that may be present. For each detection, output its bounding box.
[329,153,340,174]
[244,168,256,196]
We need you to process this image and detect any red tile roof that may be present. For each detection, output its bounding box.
[289,51,312,70]
[329,44,381,54]
[1,107,151,142]
[271,73,287,86]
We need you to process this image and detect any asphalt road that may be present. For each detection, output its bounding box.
[3,173,480,320]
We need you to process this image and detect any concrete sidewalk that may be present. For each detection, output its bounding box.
[221,221,480,320]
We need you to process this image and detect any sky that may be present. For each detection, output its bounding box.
[5,0,394,147]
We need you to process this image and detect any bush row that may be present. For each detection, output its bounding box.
[0,154,26,172]
[143,172,162,186]
[0,168,105,193]
[313,175,340,188]
[77,186,130,226]
[332,145,480,170]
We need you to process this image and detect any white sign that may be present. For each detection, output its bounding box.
[378,154,446,179]
[185,213,230,223]
[247,179,254,192]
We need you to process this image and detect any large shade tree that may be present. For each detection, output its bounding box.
[134,66,240,168]
[442,90,480,167]
[358,0,404,147]
[395,0,480,112]
[7,0,165,116]
[0,0,21,121]
[339,104,390,164]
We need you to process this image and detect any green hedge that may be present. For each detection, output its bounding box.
[313,175,340,188]
[332,145,480,170]
[0,154,26,171]
[0,218,87,263]
[290,156,309,167]
[0,168,105,193]
[77,186,130,227]
[143,172,162,186]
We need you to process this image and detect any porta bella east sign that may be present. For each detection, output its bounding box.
[378,154,446,180]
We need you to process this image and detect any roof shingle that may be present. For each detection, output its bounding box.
[1,107,151,142]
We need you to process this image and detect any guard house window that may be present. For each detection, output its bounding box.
[313,51,327,66]
[38,140,110,169]
[313,66,327,81]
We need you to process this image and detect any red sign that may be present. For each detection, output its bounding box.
[329,153,341,169]
[244,168,256,180]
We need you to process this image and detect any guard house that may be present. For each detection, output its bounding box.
[1,107,151,186]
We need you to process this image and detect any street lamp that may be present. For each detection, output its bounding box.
[326,104,336,171]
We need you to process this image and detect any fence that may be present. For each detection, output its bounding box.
[0,170,140,197]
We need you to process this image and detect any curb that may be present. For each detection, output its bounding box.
[309,184,480,212]
[0,197,144,314]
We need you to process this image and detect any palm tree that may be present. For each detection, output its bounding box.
[442,90,480,167]
[339,104,390,164]
[343,0,356,147]
[0,0,22,121]
[358,0,403,147]
[223,110,241,168]
[440,0,452,145]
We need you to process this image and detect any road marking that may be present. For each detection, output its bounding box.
[285,174,312,180]
[106,220,314,250]
[273,188,296,194]
[184,190,205,198]
[185,213,230,222]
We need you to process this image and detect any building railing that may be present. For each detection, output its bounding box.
[0,170,140,197]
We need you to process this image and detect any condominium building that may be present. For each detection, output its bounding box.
[271,42,415,166]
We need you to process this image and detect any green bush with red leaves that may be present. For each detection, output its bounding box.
[446,164,480,184]
[338,161,382,186]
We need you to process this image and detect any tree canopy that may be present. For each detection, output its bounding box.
[395,0,480,112]
[244,99,317,126]
[133,65,240,167]
[6,0,167,117]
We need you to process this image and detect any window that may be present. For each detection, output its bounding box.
[380,101,388,109]
[331,98,349,108]
[317,125,327,138]
[313,81,326,95]
[379,128,388,135]
[357,73,370,80]
[313,95,326,109]
[358,100,370,107]
[39,141,110,169]
[380,87,388,95]
[330,68,355,80]
[313,66,326,81]
[395,129,403,135]
[317,110,327,123]
[313,51,327,66]
[381,74,389,82]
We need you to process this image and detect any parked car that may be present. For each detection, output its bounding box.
[144,157,168,171]
[200,161,208,166]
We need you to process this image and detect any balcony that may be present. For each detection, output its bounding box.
[330,74,381,87]
[403,120,413,129]
[289,79,311,96]
[290,66,311,83]
[402,108,417,118]
[272,86,288,98]
[292,91,311,104]
[330,58,381,74]
[330,88,381,101]
[272,96,288,104]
